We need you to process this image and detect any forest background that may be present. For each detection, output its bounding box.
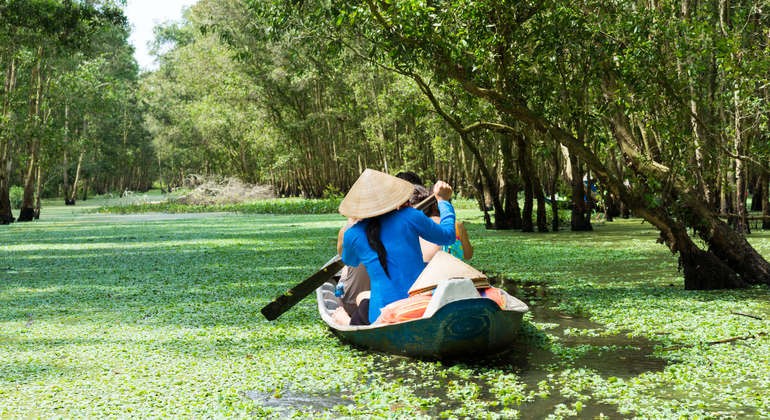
[2,0,770,290]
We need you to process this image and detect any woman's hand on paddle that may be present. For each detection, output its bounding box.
[433,181,453,201]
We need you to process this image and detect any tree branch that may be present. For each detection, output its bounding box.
[662,331,768,351]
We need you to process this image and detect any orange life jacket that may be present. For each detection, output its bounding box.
[375,287,506,325]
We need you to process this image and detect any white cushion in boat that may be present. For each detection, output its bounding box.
[422,277,480,318]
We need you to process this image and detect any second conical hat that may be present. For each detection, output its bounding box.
[409,251,489,295]
[339,168,415,219]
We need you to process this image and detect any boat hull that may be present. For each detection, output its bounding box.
[317,282,528,359]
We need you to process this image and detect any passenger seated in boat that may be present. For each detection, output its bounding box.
[332,218,372,325]
[338,169,456,324]
[376,252,504,325]
[411,185,474,262]
[332,173,431,326]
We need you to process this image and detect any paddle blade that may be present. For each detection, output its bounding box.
[260,257,345,321]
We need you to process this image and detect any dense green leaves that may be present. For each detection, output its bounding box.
[141,0,483,198]
[1,0,150,221]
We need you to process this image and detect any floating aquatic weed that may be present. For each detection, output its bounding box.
[3,207,770,418]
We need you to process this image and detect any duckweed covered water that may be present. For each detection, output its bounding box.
[2,198,770,418]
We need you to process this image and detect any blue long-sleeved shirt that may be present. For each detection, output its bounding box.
[342,200,456,322]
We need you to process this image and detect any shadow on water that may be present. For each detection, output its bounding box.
[500,278,667,379]
[488,278,668,418]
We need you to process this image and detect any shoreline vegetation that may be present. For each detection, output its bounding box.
[1,196,769,418]
[94,188,481,216]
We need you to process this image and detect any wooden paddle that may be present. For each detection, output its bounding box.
[260,194,439,321]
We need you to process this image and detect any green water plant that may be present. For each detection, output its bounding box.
[1,202,769,418]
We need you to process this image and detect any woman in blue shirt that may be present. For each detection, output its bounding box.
[339,169,456,323]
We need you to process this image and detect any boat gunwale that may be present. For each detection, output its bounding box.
[316,281,529,332]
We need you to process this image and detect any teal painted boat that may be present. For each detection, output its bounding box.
[316,280,529,359]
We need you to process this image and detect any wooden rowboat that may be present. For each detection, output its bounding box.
[316,279,529,359]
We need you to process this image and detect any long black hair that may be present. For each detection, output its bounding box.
[365,217,389,278]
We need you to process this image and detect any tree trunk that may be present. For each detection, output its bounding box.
[517,135,534,232]
[69,151,84,204]
[604,192,616,222]
[63,150,73,204]
[62,102,75,205]
[34,161,41,219]
[688,196,770,285]
[518,134,548,232]
[81,177,89,201]
[535,174,548,232]
[764,84,770,227]
[18,47,44,222]
[569,153,592,231]
[0,117,11,223]
[750,175,763,212]
[733,90,749,233]
[549,144,560,231]
[17,137,38,222]
[549,190,559,232]
[462,131,512,230]
[499,132,521,229]
[606,151,624,220]
[0,180,12,224]
[719,169,730,216]
[599,73,769,287]
[677,0,713,206]
[0,54,17,224]
[762,173,770,230]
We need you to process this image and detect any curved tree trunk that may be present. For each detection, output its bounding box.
[623,193,746,289]
[686,196,770,285]
[409,74,522,230]
[604,191,616,222]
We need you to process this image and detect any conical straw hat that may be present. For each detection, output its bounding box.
[339,169,415,219]
[409,251,489,295]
